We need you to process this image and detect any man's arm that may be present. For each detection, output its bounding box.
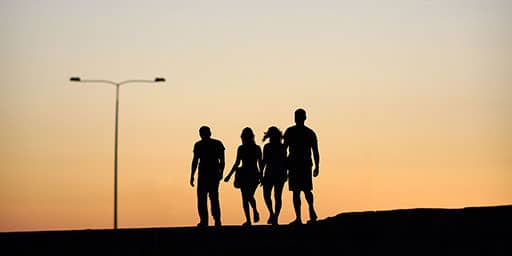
[283,129,290,158]
[218,150,225,181]
[312,133,320,177]
[283,129,290,177]
[191,154,198,187]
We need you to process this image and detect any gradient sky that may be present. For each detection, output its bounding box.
[1,0,511,232]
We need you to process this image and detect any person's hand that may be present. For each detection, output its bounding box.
[313,166,319,177]
[190,177,195,187]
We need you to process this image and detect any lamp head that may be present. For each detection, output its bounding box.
[70,77,81,82]
[154,77,165,82]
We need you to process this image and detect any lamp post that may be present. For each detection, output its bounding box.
[70,76,165,230]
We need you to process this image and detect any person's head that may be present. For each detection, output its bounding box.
[199,126,211,140]
[294,108,307,125]
[241,127,255,145]
[263,126,282,144]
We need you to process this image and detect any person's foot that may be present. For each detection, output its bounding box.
[309,209,318,223]
[214,220,222,227]
[197,222,208,228]
[266,213,274,225]
[253,211,260,223]
[289,219,302,226]
[242,221,252,227]
[272,215,279,226]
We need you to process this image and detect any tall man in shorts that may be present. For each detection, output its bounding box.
[190,126,225,227]
[284,109,320,225]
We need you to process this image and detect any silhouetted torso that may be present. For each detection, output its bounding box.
[263,143,286,183]
[237,144,262,187]
[194,138,224,184]
[284,125,317,166]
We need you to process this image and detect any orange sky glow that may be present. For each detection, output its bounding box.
[1,0,511,231]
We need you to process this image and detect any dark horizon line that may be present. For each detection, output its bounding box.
[2,203,510,234]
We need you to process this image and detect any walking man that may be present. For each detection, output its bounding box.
[284,109,320,225]
[190,126,225,227]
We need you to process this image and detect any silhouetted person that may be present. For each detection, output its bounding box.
[224,127,262,226]
[261,126,287,225]
[284,109,320,225]
[191,126,225,227]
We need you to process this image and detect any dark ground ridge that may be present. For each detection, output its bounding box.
[1,205,511,255]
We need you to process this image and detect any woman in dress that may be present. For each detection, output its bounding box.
[261,126,287,225]
[224,127,263,226]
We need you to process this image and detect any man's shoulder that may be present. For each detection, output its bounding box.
[285,125,296,131]
[195,138,223,147]
[286,125,315,134]
[193,140,203,154]
[211,138,225,149]
[284,125,297,135]
[194,140,203,148]
[304,125,316,134]
[304,126,317,141]
[212,138,223,144]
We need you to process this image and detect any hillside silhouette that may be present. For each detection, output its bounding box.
[1,205,510,255]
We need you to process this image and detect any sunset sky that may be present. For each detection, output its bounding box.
[1,0,511,232]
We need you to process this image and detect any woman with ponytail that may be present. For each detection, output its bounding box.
[261,126,287,225]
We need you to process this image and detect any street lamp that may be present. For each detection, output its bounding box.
[70,76,165,230]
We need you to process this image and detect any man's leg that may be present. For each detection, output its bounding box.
[209,184,221,226]
[197,186,208,226]
[304,190,317,222]
[292,191,302,224]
